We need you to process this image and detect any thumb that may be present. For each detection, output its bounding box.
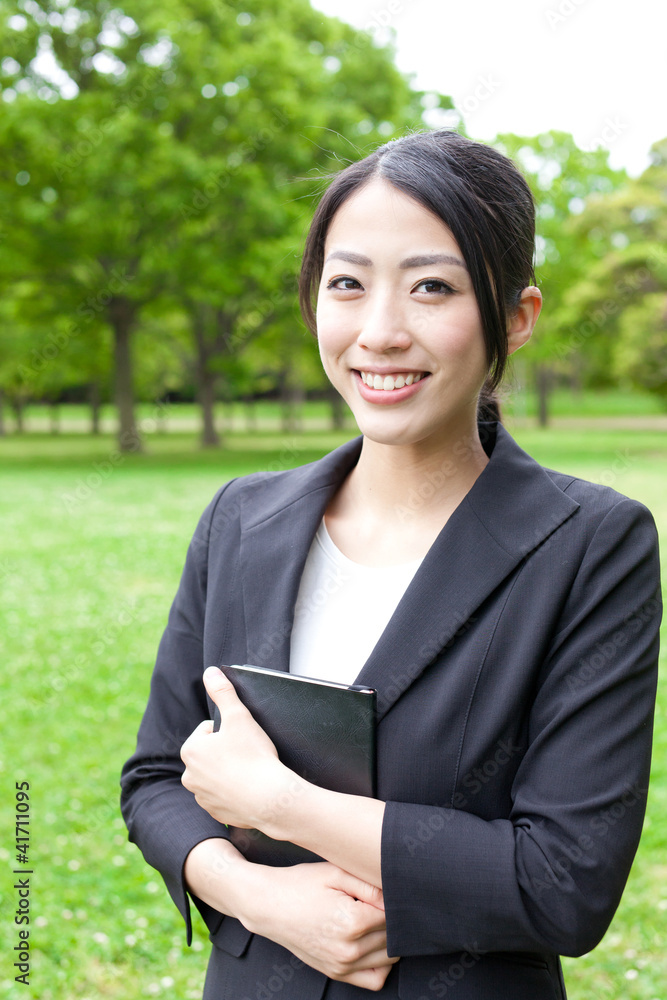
[203,665,237,705]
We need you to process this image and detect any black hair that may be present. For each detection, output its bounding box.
[299,130,537,419]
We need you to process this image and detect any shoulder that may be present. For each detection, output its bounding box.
[546,466,655,523]
[474,423,659,574]
[490,421,657,534]
[541,465,659,556]
[200,436,364,534]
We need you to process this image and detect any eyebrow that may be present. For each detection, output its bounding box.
[324,250,467,270]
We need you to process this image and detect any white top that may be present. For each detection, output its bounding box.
[289,519,423,686]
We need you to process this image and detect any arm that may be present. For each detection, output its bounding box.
[181,666,386,887]
[379,498,661,958]
[121,486,396,986]
[181,498,661,958]
[120,486,235,943]
[182,837,397,990]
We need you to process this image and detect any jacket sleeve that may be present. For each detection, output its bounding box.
[381,497,661,959]
[120,483,236,945]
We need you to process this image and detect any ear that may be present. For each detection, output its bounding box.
[507,286,542,355]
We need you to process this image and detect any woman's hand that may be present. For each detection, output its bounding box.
[241,859,398,991]
[185,841,397,990]
[180,666,296,830]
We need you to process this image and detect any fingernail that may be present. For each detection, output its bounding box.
[204,665,222,680]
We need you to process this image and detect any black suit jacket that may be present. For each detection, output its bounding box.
[121,423,661,1000]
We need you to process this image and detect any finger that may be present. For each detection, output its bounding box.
[202,665,239,708]
[336,958,396,991]
[333,870,385,911]
[181,719,215,752]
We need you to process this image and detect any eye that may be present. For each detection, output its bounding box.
[326,276,363,291]
[413,278,455,295]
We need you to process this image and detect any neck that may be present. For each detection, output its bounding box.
[324,417,493,566]
[355,424,488,518]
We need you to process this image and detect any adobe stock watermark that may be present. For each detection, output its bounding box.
[427,942,486,997]
[37,598,141,705]
[207,439,302,542]
[545,0,591,29]
[583,115,627,154]
[402,739,523,857]
[53,66,164,181]
[394,429,490,521]
[531,780,648,897]
[17,267,135,385]
[553,244,664,364]
[456,74,501,122]
[226,268,297,354]
[60,398,172,512]
[372,610,477,715]
[565,595,661,692]
[179,108,290,220]
[238,954,306,1000]
[591,449,635,488]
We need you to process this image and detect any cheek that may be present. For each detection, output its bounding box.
[440,305,487,367]
[315,302,352,359]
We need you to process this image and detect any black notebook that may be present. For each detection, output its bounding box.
[212,663,376,866]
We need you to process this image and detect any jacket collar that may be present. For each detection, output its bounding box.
[237,424,579,719]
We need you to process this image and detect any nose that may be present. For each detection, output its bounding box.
[356,288,412,354]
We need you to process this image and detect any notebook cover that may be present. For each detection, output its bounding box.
[212,663,376,866]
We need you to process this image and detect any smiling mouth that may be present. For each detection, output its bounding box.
[359,371,428,391]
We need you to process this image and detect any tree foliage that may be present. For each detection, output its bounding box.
[0,0,444,446]
[555,137,667,407]
[491,131,629,421]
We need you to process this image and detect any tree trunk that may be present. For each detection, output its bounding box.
[280,369,304,433]
[569,369,583,403]
[535,365,552,428]
[109,297,141,452]
[50,402,60,434]
[89,380,102,435]
[198,369,220,447]
[12,398,25,433]
[327,384,346,430]
[191,307,220,447]
[244,396,257,432]
[155,400,168,434]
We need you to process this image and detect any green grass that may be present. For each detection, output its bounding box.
[0,416,665,1000]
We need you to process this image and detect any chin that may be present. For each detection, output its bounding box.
[355,419,426,447]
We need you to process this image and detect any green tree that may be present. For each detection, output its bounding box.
[492,131,628,423]
[0,0,446,448]
[555,137,667,408]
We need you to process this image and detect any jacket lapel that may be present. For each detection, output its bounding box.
[237,425,579,718]
[356,425,580,718]
[238,436,363,672]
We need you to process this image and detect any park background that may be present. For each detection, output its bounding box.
[0,1,665,998]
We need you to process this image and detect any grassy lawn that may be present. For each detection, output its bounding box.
[0,411,665,999]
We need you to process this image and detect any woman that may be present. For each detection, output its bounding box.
[121,130,661,999]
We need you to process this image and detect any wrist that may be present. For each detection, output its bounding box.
[183,838,281,933]
[258,765,311,840]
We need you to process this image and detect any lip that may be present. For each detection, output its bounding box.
[356,366,429,376]
[353,369,430,405]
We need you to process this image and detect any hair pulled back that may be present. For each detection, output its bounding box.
[299,130,537,420]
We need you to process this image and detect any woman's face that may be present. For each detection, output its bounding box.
[316,178,490,452]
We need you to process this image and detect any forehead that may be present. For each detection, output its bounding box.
[324,177,460,256]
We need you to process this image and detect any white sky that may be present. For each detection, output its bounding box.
[311,0,666,176]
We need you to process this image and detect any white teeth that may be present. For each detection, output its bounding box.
[360,371,426,391]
